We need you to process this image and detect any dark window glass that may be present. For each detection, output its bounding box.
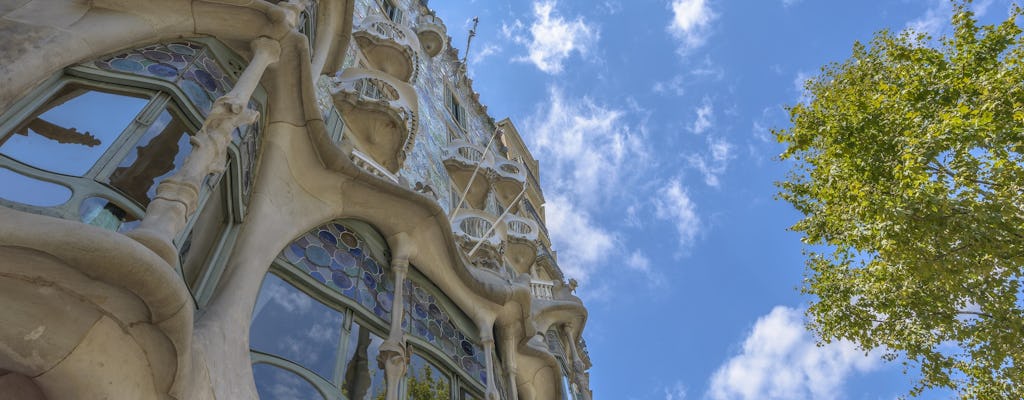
[407,353,451,400]
[340,321,387,400]
[251,275,344,380]
[79,197,139,232]
[107,108,193,206]
[0,167,71,207]
[180,176,228,289]
[252,363,324,400]
[1,85,148,176]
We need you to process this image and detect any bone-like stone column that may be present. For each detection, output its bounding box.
[481,327,500,400]
[127,37,280,265]
[377,257,409,400]
[501,333,519,400]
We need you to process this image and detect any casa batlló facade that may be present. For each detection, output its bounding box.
[0,0,592,399]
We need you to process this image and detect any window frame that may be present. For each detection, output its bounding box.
[250,233,497,399]
[0,38,265,305]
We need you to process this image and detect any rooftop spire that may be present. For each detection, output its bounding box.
[462,16,479,65]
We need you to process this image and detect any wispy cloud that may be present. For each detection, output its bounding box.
[690,98,713,134]
[506,1,599,74]
[906,0,950,37]
[470,43,501,65]
[781,0,802,8]
[708,306,882,400]
[664,381,688,400]
[687,135,733,187]
[544,195,614,285]
[654,178,701,248]
[626,249,665,287]
[524,87,650,288]
[667,0,716,53]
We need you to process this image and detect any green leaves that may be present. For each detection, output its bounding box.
[777,1,1024,397]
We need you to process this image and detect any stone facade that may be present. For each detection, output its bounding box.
[0,0,592,399]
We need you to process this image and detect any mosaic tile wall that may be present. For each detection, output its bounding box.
[348,0,510,215]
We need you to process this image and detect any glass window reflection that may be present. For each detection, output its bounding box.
[251,274,343,380]
[252,363,324,400]
[407,353,451,400]
[1,85,148,176]
[340,321,387,400]
[0,167,72,207]
[107,108,193,206]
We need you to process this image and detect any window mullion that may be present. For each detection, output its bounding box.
[88,92,170,180]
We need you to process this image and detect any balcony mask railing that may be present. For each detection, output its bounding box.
[508,219,531,235]
[368,19,408,43]
[353,77,398,101]
[530,279,555,300]
[459,215,493,240]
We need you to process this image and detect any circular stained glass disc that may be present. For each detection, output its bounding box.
[332,271,354,290]
[339,232,358,247]
[413,320,429,336]
[461,340,475,356]
[428,304,443,321]
[284,243,304,263]
[180,79,212,112]
[348,247,363,258]
[334,251,357,269]
[461,356,475,372]
[442,321,455,338]
[318,230,337,246]
[309,271,326,283]
[361,271,377,290]
[412,304,427,320]
[110,58,143,73]
[413,286,429,303]
[193,68,219,92]
[146,63,178,78]
[168,43,196,55]
[377,292,393,310]
[364,258,381,275]
[203,58,224,79]
[305,245,331,267]
[358,286,375,308]
[142,50,172,63]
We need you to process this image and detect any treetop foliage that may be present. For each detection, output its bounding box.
[776,1,1024,397]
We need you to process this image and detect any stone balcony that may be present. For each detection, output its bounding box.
[503,213,539,273]
[331,67,418,173]
[450,208,504,272]
[490,158,527,203]
[353,14,420,82]
[416,13,447,57]
[442,140,528,207]
[443,139,489,208]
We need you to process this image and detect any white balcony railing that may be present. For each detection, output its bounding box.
[530,279,555,300]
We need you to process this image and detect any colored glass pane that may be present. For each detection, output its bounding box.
[404,278,487,384]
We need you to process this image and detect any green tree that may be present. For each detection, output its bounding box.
[776,2,1024,398]
[407,363,451,400]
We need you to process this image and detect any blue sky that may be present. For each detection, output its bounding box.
[427,1,1011,399]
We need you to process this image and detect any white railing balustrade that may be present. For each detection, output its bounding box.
[459,216,493,239]
[530,279,555,300]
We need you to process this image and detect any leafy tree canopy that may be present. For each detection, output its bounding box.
[776,1,1024,397]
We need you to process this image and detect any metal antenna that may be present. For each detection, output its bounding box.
[462,16,479,65]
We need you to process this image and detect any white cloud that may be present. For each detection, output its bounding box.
[653,75,686,96]
[665,381,688,400]
[667,0,716,53]
[691,99,713,134]
[708,306,882,400]
[792,70,812,104]
[510,1,598,74]
[654,178,700,247]
[524,87,652,289]
[544,195,613,285]
[687,135,733,187]
[782,0,801,8]
[625,249,665,287]
[907,0,949,38]
[525,87,647,203]
[471,43,501,65]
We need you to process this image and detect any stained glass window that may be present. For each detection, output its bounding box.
[405,278,488,384]
[94,42,234,116]
[275,220,488,386]
[281,222,396,321]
